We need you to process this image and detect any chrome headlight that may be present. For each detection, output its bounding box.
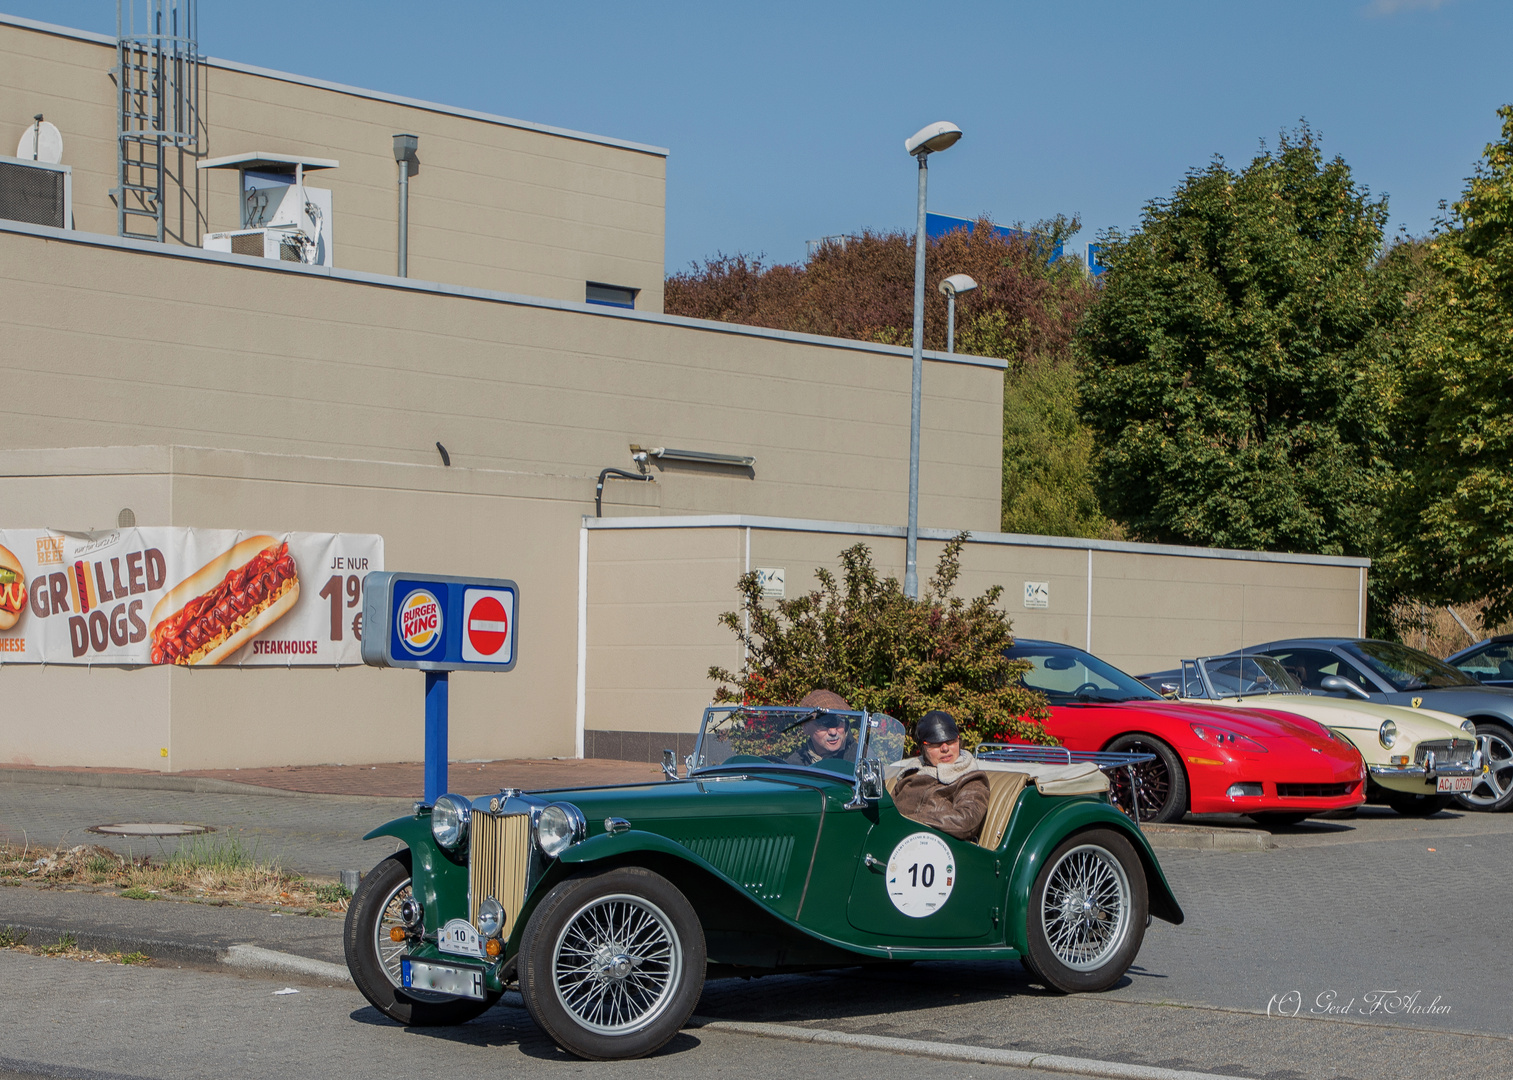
[535,803,586,858]
[477,897,505,939]
[431,793,472,851]
[1379,720,1398,749]
[1463,720,1477,735]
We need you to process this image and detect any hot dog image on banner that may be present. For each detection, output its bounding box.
[0,530,383,666]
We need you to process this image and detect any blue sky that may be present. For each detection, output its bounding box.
[12,1,1511,272]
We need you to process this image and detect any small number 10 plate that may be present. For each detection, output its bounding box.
[437,917,482,957]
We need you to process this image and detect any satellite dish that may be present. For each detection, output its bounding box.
[17,120,63,165]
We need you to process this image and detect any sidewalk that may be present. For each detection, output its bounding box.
[0,757,663,798]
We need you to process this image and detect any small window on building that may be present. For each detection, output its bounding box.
[586,282,638,309]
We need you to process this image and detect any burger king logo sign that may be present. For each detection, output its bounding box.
[397,588,442,655]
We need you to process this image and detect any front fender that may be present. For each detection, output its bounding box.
[1004,803,1183,954]
[362,815,469,937]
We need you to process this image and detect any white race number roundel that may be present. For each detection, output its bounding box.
[885,832,956,918]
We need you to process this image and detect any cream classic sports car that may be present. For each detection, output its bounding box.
[1140,655,1481,817]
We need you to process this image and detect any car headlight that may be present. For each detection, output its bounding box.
[1379,720,1398,749]
[1463,720,1477,735]
[477,897,505,939]
[430,794,472,851]
[1190,723,1268,754]
[535,803,585,858]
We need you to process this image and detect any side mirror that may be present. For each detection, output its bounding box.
[661,748,679,781]
[1320,675,1371,700]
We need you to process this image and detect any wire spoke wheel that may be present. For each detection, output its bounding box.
[371,875,451,1002]
[1040,844,1132,971]
[551,893,682,1036]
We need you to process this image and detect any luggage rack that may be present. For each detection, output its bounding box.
[975,743,1156,823]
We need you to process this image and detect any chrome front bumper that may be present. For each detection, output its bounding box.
[1368,748,1481,780]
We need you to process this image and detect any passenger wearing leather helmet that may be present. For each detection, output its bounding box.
[784,689,857,765]
[887,710,991,841]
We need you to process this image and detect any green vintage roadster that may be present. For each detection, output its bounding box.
[343,706,1184,1060]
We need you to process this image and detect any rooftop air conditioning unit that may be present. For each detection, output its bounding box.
[204,226,314,263]
[0,155,72,229]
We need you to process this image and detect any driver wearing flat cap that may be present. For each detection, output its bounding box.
[887,710,991,841]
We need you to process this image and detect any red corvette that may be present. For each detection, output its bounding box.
[1005,640,1366,824]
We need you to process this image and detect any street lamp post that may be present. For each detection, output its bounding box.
[902,121,962,599]
[938,273,978,354]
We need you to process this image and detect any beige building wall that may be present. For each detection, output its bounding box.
[0,225,1005,532]
[0,13,668,310]
[582,518,1369,755]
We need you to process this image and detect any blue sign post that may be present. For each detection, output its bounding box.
[361,571,518,803]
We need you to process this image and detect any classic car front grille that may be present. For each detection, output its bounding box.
[1416,739,1475,766]
[674,835,795,901]
[469,811,532,939]
[1276,782,1357,798]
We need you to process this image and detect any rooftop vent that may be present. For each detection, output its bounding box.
[0,157,71,229]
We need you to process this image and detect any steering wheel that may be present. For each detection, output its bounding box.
[1072,682,1102,698]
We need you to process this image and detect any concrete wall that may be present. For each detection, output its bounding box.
[582,518,1369,754]
[0,14,668,310]
[0,224,1005,532]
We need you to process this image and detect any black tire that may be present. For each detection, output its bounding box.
[1105,734,1188,823]
[1455,723,1513,812]
[519,865,706,1060]
[1383,791,1454,817]
[1022,828,1148,994]
[343,852,499,1026]
[1247,812,1310,827]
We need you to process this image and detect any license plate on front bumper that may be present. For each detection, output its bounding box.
[1438,776,1475,793]
[400,957,486,1000]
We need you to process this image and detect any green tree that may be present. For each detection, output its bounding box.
[1386,106,1513,624]
[1077,125,1401,557]
[708,534,1052,749]
[666,219,1115,540]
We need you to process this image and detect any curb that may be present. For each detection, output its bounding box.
[0,767,304,799]
[223,943,351,982]
[2,920,349,982]
[690,1018,1244,1080]
[1138,823,1271,851]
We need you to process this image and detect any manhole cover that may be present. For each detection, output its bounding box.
[88,823,215,837]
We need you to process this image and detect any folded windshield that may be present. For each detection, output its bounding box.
[1346,640,1477,691]
[693,706,907,775]
[1009,648,1162,705]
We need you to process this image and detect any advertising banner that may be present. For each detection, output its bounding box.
[0,529,383,666]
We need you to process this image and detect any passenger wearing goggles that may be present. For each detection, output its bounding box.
[784,689,858,765]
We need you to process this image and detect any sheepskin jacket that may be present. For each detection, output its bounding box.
[889,752,991,841]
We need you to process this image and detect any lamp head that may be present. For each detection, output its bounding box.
[938,273,978,298]
[392,134,419,163]
[905,121,962,157]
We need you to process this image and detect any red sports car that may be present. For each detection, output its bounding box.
[1005,640,1366,824]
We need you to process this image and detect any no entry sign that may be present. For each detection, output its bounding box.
[462,588,514,663]
[360,572,518,672]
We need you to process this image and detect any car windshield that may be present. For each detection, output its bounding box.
[1345,640,1478,691]
[1197,654,1306,698]
[693,706,907,775]
[1007,646,1163,704]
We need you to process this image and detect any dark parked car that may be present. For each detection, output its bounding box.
[1241,637,1513,811]
[1446,635,1513,689]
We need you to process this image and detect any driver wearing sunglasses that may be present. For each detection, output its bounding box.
[784,689,858,765]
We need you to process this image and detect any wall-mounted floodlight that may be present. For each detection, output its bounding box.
[938,273,978,354]
[630,444,755,468]
[392,134,419,276]
[903,120,962,599]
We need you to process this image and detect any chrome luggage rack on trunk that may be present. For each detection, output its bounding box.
[975,743,1157,823]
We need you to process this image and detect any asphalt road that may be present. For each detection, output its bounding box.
[2,782,1510,1079]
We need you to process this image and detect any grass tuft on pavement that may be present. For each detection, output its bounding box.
[0,839,350,913]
